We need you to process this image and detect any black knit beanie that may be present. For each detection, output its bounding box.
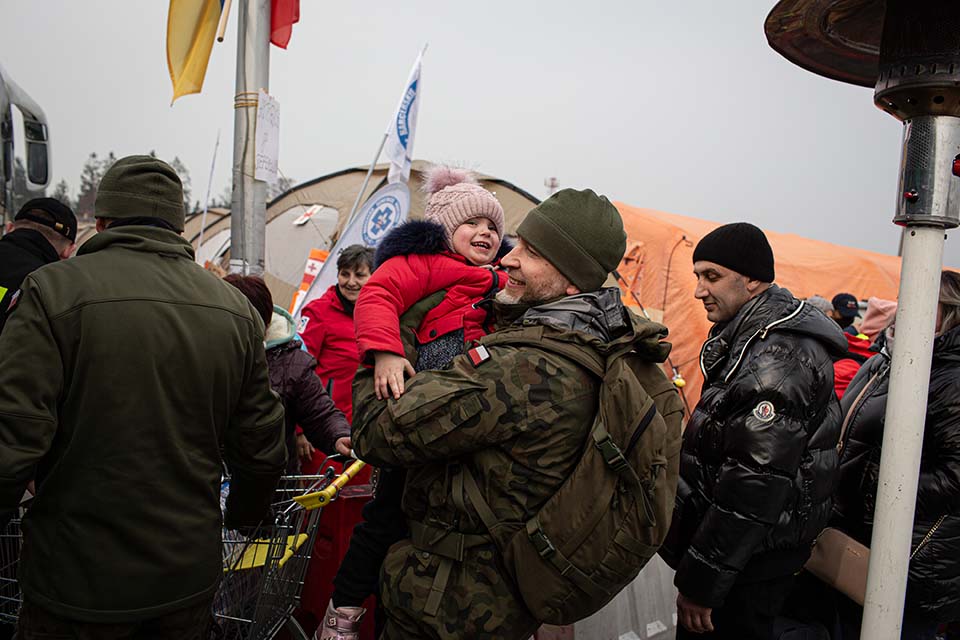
[516,188,626,292]
[95,155,186,232]
[692,222,775,282]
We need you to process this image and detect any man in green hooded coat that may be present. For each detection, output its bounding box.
[0,156,286,639]
[352,189,674,639]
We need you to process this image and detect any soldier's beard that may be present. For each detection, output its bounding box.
[496,279,569,306]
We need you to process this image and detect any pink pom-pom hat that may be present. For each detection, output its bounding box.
[422,165,505,248]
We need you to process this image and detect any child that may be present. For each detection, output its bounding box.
[355,165,509,399]
[319,167,509,639]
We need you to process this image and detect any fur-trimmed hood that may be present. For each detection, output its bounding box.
[374,219,513,269]
[265,305,299,350]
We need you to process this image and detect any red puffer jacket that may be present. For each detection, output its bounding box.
[354,220,509,364]
[834,331,876,399]
[299,286,360,421]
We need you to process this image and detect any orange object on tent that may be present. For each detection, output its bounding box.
[614,203,903,410]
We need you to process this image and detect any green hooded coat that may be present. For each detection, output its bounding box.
[0,226,286,623]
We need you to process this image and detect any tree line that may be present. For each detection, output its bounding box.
[11,152,294,220]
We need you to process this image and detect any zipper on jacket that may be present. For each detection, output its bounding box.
[723,301,807,384]
[624,404,659,458]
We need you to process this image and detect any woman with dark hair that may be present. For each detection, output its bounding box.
[299,244,376,423]
[830,270,960,639]
[223,274,351,473]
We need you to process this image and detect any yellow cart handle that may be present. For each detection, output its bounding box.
[293,460,367,510]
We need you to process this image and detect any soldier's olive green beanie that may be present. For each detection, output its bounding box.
[95,155,186,232]
[516,188,627,292]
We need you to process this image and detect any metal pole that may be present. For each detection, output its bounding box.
[197,129,220,264]
[229,0,269,275]
[343,133,388,229]
[860,225,943,639]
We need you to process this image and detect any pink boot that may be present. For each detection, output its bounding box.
[315,600,365,640]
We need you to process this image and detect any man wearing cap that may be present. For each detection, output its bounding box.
[660,222,847,639]
[350,189,675,639]
[0,198,77,332]
[830,292,862,336]
[0,156,286,638]
[825,293,876,399]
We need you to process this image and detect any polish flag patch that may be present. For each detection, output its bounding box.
[467,345,491,367]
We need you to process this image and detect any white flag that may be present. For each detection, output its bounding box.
[293,182,411,318]
[383,48,424,184]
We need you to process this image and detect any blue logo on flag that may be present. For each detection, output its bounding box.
[395,79,418,150]
[362,195,401,245]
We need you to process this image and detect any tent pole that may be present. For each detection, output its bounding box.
[197,129,221,264]
[343,133,388,231]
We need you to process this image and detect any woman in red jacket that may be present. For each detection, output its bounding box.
[299,245,375,423]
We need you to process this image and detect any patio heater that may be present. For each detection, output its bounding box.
[766,1,960,637]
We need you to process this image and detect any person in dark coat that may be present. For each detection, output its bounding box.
[0,198,77,332]
[660,222,847,640]
[224,274,351,471]
[0,156,286,639]
[831,270,960,639]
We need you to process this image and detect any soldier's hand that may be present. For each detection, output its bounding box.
[677,592,714,634]
[334,436,352,456]
[373,351,416,400]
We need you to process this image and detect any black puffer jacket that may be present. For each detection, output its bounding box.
[265,305,350,473]
[832,325,960,620]
[661,285,847,608]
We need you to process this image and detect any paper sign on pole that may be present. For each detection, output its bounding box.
[255,89,279,184]
[293,182,410,318]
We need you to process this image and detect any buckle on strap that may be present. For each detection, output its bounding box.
[526,520,556,559]
[595,435,630,474]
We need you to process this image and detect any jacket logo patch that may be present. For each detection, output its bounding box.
[753,401,776,422]
[467,345,490,367]
[297,316,310,334]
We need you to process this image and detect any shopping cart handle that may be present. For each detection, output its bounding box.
[293,459,367,510]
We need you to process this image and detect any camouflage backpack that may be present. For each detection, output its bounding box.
[459,331,684,625]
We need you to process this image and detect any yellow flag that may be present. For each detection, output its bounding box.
[166,0,223,103]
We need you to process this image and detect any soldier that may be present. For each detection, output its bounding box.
[0,156,286,639]
[660,223,847,639]
[0,197,77,332]
[351,189,669,639]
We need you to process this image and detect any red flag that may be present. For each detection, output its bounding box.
[271,0,299,49]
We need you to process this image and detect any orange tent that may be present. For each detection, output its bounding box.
[614,203,903,411]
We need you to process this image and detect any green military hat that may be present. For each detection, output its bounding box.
[95,155,186,232]
[517,188,627,292]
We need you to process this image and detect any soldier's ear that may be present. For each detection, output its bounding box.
[565,284,581,296]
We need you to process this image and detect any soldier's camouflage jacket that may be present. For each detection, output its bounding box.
[352,287,672,639]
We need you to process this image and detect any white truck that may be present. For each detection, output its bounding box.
[0,63,50,220]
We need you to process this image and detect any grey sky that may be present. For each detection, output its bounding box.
[3,0,953,267]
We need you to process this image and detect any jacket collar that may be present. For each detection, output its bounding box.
[491,287,671,362]
[77,226,195,261]
[266,305,298,349]
[700,284,847,383]
[2,228,60,264]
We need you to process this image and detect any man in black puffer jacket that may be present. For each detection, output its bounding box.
[660,223,847,640]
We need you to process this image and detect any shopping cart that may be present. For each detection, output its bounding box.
[0,513,23,627]
[213,457,366,640]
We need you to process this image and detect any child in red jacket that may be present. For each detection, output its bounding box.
[320,168,508,639]
[354,166,509,400]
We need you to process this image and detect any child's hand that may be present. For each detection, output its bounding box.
[374,351,416,400]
